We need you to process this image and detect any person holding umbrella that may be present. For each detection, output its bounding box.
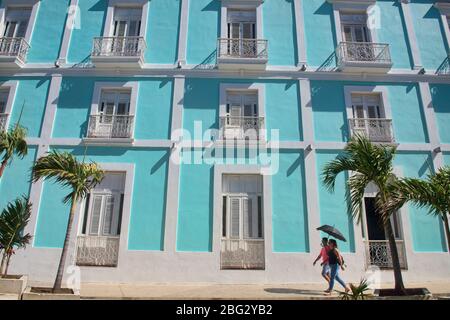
[313,237,331,284]
[325,239,350,294]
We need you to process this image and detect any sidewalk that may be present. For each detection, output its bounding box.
[79,282,450,300]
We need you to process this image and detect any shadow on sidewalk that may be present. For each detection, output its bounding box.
[264,288,326,297]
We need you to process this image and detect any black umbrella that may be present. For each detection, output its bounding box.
[317,225,347,242]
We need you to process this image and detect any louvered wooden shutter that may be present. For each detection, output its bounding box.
[89,195,103,235]
[230,198,240,238]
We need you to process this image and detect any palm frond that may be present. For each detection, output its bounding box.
[0,197,32,251]
[0,125,28,162]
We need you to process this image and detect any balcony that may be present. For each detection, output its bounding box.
[0,37,30,68]
[336,42,393,73]
[76,236,120,267]
[219,116,264,140]
[437,55,450,75]
[84,114,134,144]
[349,118,394,143]
[0,114,8,131]
[91,37,146,68]
[217,38,268,70]
[221,239,265,270]
[365,240,407,270]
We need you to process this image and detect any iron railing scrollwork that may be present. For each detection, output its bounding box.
[87,114,134,139]
[365,240,407,269]
[218,38,268,60]
[337,42,392,66]
[0,37,30,63]
[349,118,394,143]
[221,239,265,270]
[76,236,120,267]
[92,37,146,58]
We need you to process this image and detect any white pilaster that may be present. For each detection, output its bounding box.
[398,0,423,70]
[176,0,190,67]
[163,76,185,252]
[293,0,307,67]
[57,0,79,65]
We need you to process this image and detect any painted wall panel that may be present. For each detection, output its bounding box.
[272,150,309,252]
[315,151,355,253]
[27,0,69,63]
[67,0,107,64]
[186,0,219,66]
[430,84,450,144]
[1,78,50,138]
[395,152,447,252]
[409,1,448,71]
[34,147,169,250]
[263,0,297,66]
[0,146,37,211]
[145,0,180,64]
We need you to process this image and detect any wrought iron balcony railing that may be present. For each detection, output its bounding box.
[365,240,407,269]
[217,38,268,60]
[221,238,265,270]
[0,113,8,131]
[219,116,264,140]
[437,55,450,75]
[76,236,120,267]
[336,42,392,65]
[92,36,146,58]
[87,114,134,139]
[349,118,394,143]
[0,37,30,63]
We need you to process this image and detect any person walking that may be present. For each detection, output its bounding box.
[313,237,331,284]
[324,239,350,295]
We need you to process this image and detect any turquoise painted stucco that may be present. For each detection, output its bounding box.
[0,146,37,211]
[315,151,355,253]
[0,78,50,138]
[272,150,309,252]
[183,78,302,141]
[186,0,220,66]
[52,77,172,140]
[27,0,69,63]
[430,84,450,144]
[263,0,297,66]
[394,152,447,252]
[377,0,414,69]
[67,0,107,64]
[145,0,181,64]
[444,153,450,165]
[34,146,169,250]
[311,81,428,143]
[302,0,336,69]
[409,0,449,71]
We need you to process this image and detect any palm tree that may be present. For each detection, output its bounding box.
[0,125,28,178]
[32,150,104,293]
[322,135,406,294]
[0,197,32,277]
[385,166,450,252]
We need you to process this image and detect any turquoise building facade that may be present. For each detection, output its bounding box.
[0,0,449,284]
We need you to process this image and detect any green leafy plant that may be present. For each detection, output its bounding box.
[0,197,32,277]
[0,125,28,178]
[32,150,104,293]
[339,279,372,300]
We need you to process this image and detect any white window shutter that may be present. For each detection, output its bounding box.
[89,195,103,235]
[102,195,115,235]
[230,198,240,238]
[243,198,253,238]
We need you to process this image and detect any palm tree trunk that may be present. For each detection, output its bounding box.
[52,194,77,293]
[0,252,6,277]
[0,159,8,178]
[4,253,11,276]
[384,221,406,295]
[442,213,450,253]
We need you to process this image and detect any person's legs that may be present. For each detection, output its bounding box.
[326,264,338,292]
[334,267,347,289]
[321,263,330,283]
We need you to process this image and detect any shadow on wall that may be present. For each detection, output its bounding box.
[193,50,218,70]
[314,0,338,71]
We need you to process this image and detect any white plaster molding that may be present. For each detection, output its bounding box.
[57,0,79,65]
[293,0,307,67]
[176,0,189,66]
[0,0,41,45]
[220,0,264,39]
[0,80,19,129]
[219,83,266,141]
[435,3,450,50]
[103,0,149,38]
[398,0,423,70]
[343,85,393,121]
[163,76,185,252]
[299,79,313,143]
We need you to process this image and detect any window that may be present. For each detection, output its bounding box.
[222,175,263,240]
[351,94,382,120]
[99,90,131,120]
[0,90,8,113]
[227,10,256,40]
[2,7,31,38]
[341,13,371,43]
[112,8,142,37]
[81,172,125,237]
[225,91,258,126]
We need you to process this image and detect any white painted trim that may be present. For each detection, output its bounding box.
[213,165,272,271]
[398,0,422,70]
[103,0,149,38]
[219,0,264,40]
[293,0,307,67]
[219,82,266,141]
[0,0,40,45]
[0,80,18,129]
[299,79,313,143]
[57,0,79,65]
[163,76,185,252]
[418,82,441,157]
[176,0,189,67]
[40,75,62,139]
[343,85,393,122]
